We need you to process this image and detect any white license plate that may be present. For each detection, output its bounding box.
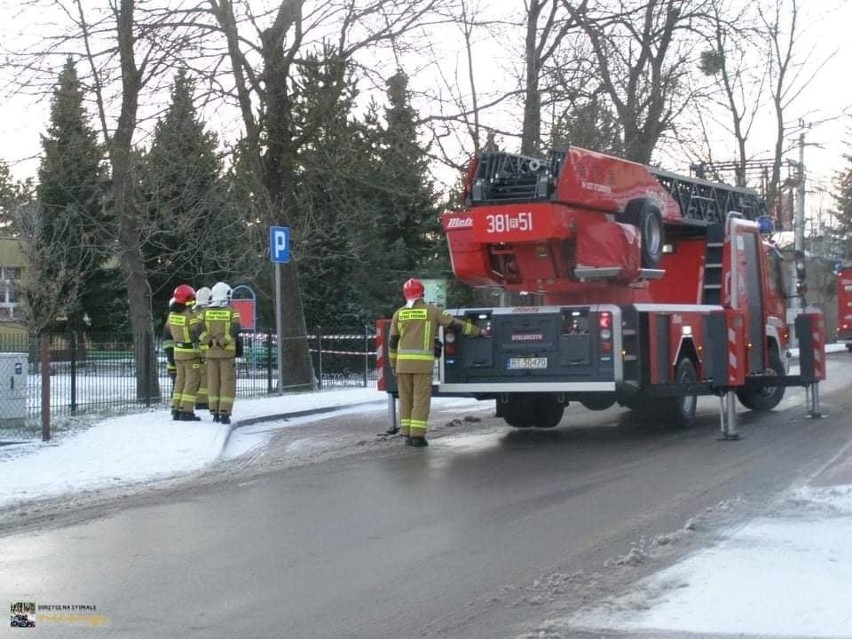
[507,357,548,370]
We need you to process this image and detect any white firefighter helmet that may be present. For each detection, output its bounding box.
[195,286,212,308]
[211,281,232,306]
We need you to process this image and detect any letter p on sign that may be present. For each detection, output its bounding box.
[270,226,290,263]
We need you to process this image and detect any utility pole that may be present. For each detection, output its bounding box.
[788,122,808,348]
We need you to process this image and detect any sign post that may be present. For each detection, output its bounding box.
[269,226,290,393]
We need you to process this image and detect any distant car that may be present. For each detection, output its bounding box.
[10,614,35,627]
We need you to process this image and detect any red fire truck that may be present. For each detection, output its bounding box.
[837,263,852,351]
[426,146,823,429]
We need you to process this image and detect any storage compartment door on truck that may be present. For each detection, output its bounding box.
[729,220,765,372]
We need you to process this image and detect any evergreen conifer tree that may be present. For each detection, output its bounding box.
[142,69,238,316]
[833,151,852,260]
[34,58,120,332]
[353,71,443,319]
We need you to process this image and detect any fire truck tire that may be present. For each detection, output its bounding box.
[500,395,564,428]
[500,395,535,428]
[670,357,698,428]
[632,357,697,429]
[736,350,786,411]
[579,395,617,411]
[624,199,664,269]
[535,396,565,428]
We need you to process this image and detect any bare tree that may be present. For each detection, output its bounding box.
[14,203,86,334]
[520,0,586,155]
[562,0,709,164]
[696,0,767,185]
[207,0,439,389]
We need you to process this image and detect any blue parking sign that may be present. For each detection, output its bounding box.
[270,226,290,263]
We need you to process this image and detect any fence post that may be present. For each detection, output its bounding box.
[143,331,153,407]
[363,324,369,388]
[40,334,50,442]
[69,330,78,415]
[316,326,323,390]
[266,331,274,394]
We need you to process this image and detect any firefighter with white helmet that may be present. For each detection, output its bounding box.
[193,286,213,412]
[199,281,242,424]
[389,278,485,446]
[164,284,202,421]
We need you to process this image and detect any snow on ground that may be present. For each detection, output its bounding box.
[568,484,852,638]
[0,387,385,510]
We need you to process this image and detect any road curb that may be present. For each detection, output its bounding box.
[220,400,385,452]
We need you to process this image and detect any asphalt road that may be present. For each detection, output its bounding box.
[2,354,852,639]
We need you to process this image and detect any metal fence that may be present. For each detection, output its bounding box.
[0,327,378,427]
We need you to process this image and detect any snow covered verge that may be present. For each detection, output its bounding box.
[537,484,852,638]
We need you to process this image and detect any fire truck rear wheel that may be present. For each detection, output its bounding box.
[632,357,697,429]
[624,199,664,269]
[501,394,564,428]
[670,357,698,428]
[535,396,565,428]
[500,395,534,428]
[736,350,786,411]
[579,395,616,411]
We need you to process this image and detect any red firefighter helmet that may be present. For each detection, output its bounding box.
[402,278,424,301]
[173,284,196,304]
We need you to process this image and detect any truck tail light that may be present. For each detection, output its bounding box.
[598,311,614,358]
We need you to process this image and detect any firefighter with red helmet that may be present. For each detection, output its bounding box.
[164,284,202,421]
[389,278,485,446]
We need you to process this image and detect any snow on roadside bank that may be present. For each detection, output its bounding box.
[566,484,852,638]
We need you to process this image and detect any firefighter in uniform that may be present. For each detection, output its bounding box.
[165,284,202,421]
[193,286,212,412]
[199,281,241,424]
[389,278,485,447]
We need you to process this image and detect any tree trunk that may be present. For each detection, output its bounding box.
[113,0,158,401]
[260,15,315,390]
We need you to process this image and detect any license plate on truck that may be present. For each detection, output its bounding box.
[507,357,547,370]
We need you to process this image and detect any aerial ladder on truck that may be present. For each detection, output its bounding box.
[386,145,827,436]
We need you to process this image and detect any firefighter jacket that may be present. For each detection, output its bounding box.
[389,299,479,374]
[198,305,241,359]
[165,306,201,361]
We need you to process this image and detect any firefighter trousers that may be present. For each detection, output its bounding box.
[207,357,237,417]
[196,359,209,409]
[396,372,433,438]
[172,358,201,413]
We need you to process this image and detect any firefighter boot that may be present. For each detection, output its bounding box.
[213,414,221,423]
[181,412,201,422]
[220,415,231,425]
[409,436,428,447]
[172,410,180,421]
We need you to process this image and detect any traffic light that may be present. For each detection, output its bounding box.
[795,250,807,295]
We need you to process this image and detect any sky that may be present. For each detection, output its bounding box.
[4,362,852,637]
[1,1,851,206]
